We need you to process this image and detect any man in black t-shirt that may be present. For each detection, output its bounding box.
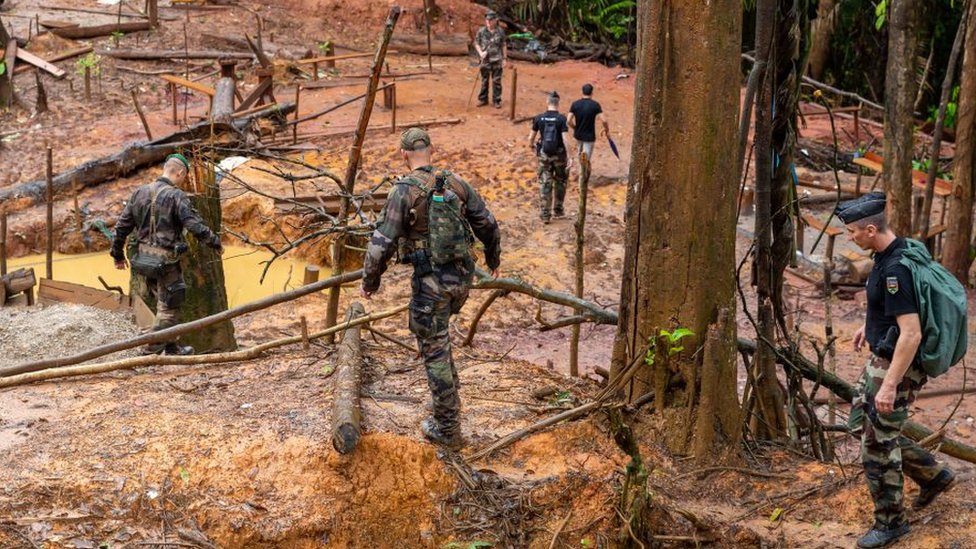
[528,91,572,224]
[837,193,954,549]
[568,83,610,160]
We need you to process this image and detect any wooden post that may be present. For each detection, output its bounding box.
[424,0,433,72]
[170,82,178,124]
[72,180,82,232]
[293,85,301,144]
[853,106,861,149]
[147,0,159,29]
[331,302,366,454]
[325,42,335,69]
[312,61,320,80]
[84,66,91,102]
[390,82,397,133]
[325,7,401,341]
[570,152,590,377]
[301,316,310,350]
[211,59,238,123]
[45,148,53,280]
[823,233,837,426]
[509,66,517,121]
[131,89,153,140]
[0,211,7,276]
[304,265,320,285]
[382,80,393,109]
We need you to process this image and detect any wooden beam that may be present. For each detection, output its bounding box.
[14,46,93,76]
[159,74,216,96]
[51,21,151,40]
[97,49,254,60]
[15,48,67,79]
[295,51,399,65]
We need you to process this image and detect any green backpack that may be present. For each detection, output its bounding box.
[899,239,969,377]
[403,170,473,265]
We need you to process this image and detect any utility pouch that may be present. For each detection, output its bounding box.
[131,243,179,279]
[876,325,900,361]
[410,249,434,278]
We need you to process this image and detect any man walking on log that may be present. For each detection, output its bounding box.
[473,10,507,109]
[568,83,611,161]
[838,193,956,548]
[362,127,501,449]
[110,153,224,356]
[529,91,572,224]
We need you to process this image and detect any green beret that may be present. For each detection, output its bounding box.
[166,153,190,171]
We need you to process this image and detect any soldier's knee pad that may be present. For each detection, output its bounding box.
[163,280,187,309]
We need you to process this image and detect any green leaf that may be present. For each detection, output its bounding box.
[179,467,190,484]
[769,507,784,522]
[0,61,5,77]
[580,538,592,548]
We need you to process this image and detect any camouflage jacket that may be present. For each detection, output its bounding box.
[475,26,506,63]
[110,177,220,261]
[363,166,501,293]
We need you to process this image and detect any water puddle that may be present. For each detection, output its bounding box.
[6,246,311,308]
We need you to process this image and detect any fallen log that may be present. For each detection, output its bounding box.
[332,302,366,454]
[390,34,468,56]
[96,49,254,60]
[199,33,311,61]
[0,303,407,389]
[737,338,976,464]
[0,101,295,205]
[51,21,151,40]
[0,268,363,378]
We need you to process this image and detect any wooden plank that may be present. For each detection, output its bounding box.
[133,295,155,328]
[160,74,215,96]
[14,46,93,76]
[15,49,67,79]
[852,156,951,196]
[38,279,128,312]
[802,213,843,237]
[852,157,883,173]
[294,51,398,65]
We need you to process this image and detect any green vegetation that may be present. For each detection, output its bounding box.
[76,53,102,77]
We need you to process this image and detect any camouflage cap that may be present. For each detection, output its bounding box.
[400,127,431,151]
[835,191,886,224]
[485,10,499,19]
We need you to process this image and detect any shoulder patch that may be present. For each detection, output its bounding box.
[886,276,899,295]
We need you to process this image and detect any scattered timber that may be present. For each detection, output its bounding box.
[199,33,311,61]
[15,48,66,78]
[51,21,151,40]
[332,302,366,454]
[0,102,295,205]
[97,49,254,60]
[13,46,93,76]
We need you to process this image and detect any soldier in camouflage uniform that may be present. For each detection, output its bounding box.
[837,193,955,549]
[362,127,501,449]
[474,10,507,108]
[111,154,224,356]
[529,91,572,223]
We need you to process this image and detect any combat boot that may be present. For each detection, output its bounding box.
[856,522,910,548]
[420,418,462,450]
[914,468,955,509]
[163,344,194,356]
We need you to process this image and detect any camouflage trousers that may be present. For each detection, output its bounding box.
[849,356,944,528]
[479,61,503,106]
[409,263,473,437]
[134,265,187,353]
[537,153,568,220]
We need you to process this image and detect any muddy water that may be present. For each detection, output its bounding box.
[6,246,311,307]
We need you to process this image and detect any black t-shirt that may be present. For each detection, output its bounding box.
[865,238,918,357]
[569,97,603,141]
[532,110,569,155]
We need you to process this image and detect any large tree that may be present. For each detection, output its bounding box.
[882,0,920,235]
[610,0,742,458]
[943,1,976,283]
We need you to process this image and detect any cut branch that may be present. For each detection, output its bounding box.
[332,302,366,454]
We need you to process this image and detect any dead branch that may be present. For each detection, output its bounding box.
[472,269,617,325]
[97,49,255,60]
[462,289,508,347]
[0,304,406,389]
[332,302,366,454]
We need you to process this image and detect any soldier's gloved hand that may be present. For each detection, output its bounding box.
[361,288,373,300]
[210,234,224,256]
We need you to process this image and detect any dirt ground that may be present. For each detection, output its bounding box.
[2,1,976,548]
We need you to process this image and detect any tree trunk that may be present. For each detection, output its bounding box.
[882,0,920,236]
[944,1,976,283]
[609,0,742,457]
[178,161,236,353]
[806,0,836,81]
